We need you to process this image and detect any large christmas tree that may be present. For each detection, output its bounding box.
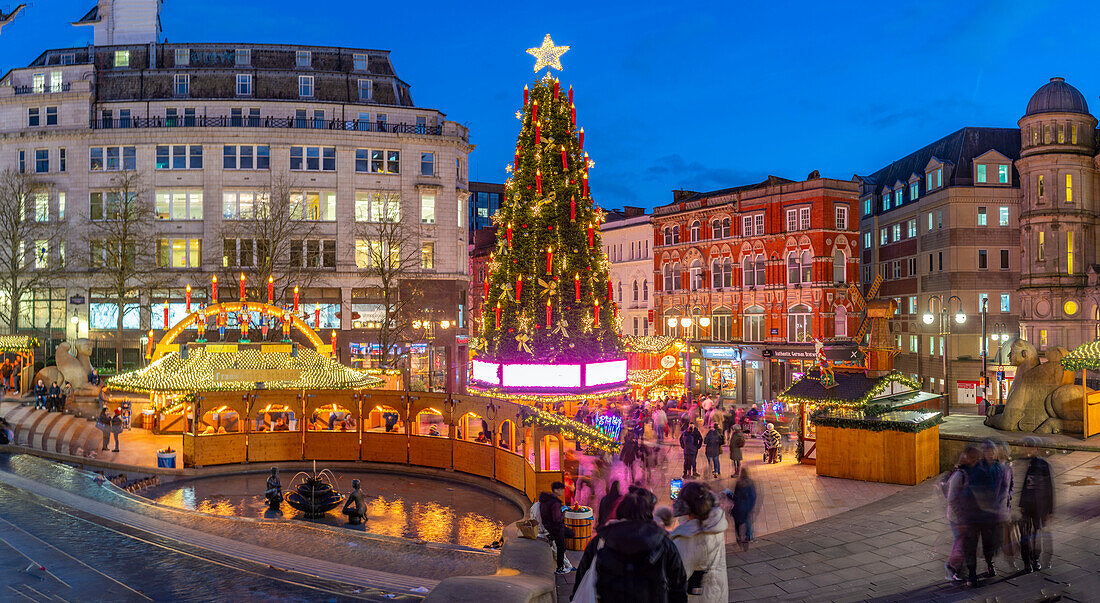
[475,36,624,391]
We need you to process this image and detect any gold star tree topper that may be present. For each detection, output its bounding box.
[527,34,570,72]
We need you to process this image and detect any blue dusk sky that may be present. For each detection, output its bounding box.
[3,0,1099,209]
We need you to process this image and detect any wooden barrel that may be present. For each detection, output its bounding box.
[564,507,594,551]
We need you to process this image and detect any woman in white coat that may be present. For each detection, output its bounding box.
[670,481,728,603]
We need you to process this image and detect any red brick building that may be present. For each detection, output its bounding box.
[651,175,860,404]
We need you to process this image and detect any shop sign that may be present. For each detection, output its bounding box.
[770,328,779,335]
[69,295,85,305]
[660,354,678,368]
[212,369,301,382]
[762,349,817,360]
[456,334,469,345]
[700,347,740,360]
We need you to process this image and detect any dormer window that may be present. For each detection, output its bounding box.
[977,164,987,183]
[910,181,918,200]
[296,50,312,67]
[862,197,872,216]
[998,164,1009,184]
[894,189,902,206]
[881,192,890,211]
[114,50,129,67]
[175,48,189,66]
[235,49,251,65]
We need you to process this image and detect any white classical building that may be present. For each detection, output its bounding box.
[602,207,652,337]
[0,0,472,372]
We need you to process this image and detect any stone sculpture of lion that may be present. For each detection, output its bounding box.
[32,339,100,396]
[985,338,1085,434]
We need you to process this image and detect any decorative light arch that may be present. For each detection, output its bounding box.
[155,301,325,359]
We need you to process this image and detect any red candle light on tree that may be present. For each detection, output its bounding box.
[568,86,573,105]
[514,149,519,171]
[506,223,513,247]
[239,272,246,300]
[523,85,529,107]
[546,247,554,274]
[532,99,538,123]
[535,122,540,144]
[546,301,551,328]
[267,276,274,304]
[495,303,501,328]
[515,275,523,301]
[185,284,192,313]
[607,281,613,301]
[561,146,568,170]
[483,279,490,299]
[293,286,299,313]
[588,223,594,247]
[594,300,600,327]
[536,169,542,196]
[570,196,576,222]
[553,80,559,100]
[574,275,581,301]
[211,274,218,304]
[583,174,589,198]
[579,128,584,151]
[584,152,590,176]
[570,103,576,126]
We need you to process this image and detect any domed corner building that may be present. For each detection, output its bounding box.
[1016,77,1100,356]
[854,76,1100,411]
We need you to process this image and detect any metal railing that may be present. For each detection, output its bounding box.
[89,115,444,135]
[14,84,71,95]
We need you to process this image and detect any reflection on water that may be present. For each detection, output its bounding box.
[145,471,521,548]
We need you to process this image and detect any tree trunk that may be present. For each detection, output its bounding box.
[115,299,125,373]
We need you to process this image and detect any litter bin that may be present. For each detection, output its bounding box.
[156,450,177,468]
[564,506,594,551]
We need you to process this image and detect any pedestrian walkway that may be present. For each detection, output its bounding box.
[723,449,1100,602]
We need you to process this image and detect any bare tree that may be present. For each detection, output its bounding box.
[82,171,169,368]
[217,174,324,323]
[0,169,66,334]
[353,192,423,369]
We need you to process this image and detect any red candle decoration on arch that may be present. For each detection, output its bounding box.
[314,307,321,328]
[267,276,274,304]
[185,284,192,313]
[163,300,169,328]
[239,272,246,300]
[293,286,299,313]
[211,274,218,304]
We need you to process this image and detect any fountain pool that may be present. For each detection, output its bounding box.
[143,471,524,548]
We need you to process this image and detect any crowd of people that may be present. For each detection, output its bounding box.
[942,437,1054,588]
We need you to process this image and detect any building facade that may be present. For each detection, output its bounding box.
[858,77,1100,409]
[652,175,859,404]
[0,2,472,374]
[467,181,503,238]
[857,127,1023,409]
[602,206,652,337]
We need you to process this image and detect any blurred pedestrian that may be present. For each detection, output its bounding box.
[96,407,110,451]
[679,423,702,479]
[762,423,781,463]
[539,481,574,575]
[110,409,123,451]
[942,445,980,582]
[671,482,728,602]
[1018,437,1053,573]
[728,426,746,477]
[652,404,668,445]
[703,423,724,479]
[620,432,640,484]
[960,440,1008,586]
[572,489,687,603]
[597,479,623,528]
[725,468,757,551]
[745,404,761,437]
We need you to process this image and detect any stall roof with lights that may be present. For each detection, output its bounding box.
[107,343,383,393]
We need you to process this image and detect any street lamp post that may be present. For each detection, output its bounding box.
[675,314,710,397]
[980,297,988,416]
[989,321,1009,414]
[923,295,966,417]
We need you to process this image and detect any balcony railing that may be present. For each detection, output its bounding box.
[89,115,444,135]
[14,84,71,95]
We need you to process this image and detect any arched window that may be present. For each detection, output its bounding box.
[835,305,847,337]
[617,282,623,302]
[642,279,648,301]
[800,251,813,283]
[743,305,764,341]
[663,228,672,245]
[663,308,681,337]
[788,304,812,342]
[672,225,681,244]
[711,307,732,341]
[663,263,674,291]
[689,221,700,242]
[755,255,766,285]
[722,218,731,238]
[787,252,800,284]
[833,250,846,283]
[632,280,639,301]
[743,257,755,287]
[711,219,721,239]
[712,258,724,289]
[689,259,704,290]
[722,258,733,287]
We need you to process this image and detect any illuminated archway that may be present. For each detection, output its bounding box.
[154,301,325,359]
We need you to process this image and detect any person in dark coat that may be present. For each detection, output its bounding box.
[703,423,725,479]
[959,440,1007,586]
[1018,437,1054,573]
[679,424,702,478]
[572,490,688,603]
[620,432,640,484]
[539,481,573,574]
[598,480,622,528]
[110,409,123,451]
[46,383,60,412]
[726,467,758,551]
[96,407,111,451]
[33,379,46,409]
[728,426,746,477]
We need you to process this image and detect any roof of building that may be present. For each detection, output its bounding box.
[856,126,1021,211]
[653,176,795,216]
[778,369,919,405]
[1025,77,1090,117]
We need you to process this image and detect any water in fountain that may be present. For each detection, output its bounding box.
[284,461,344,517]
